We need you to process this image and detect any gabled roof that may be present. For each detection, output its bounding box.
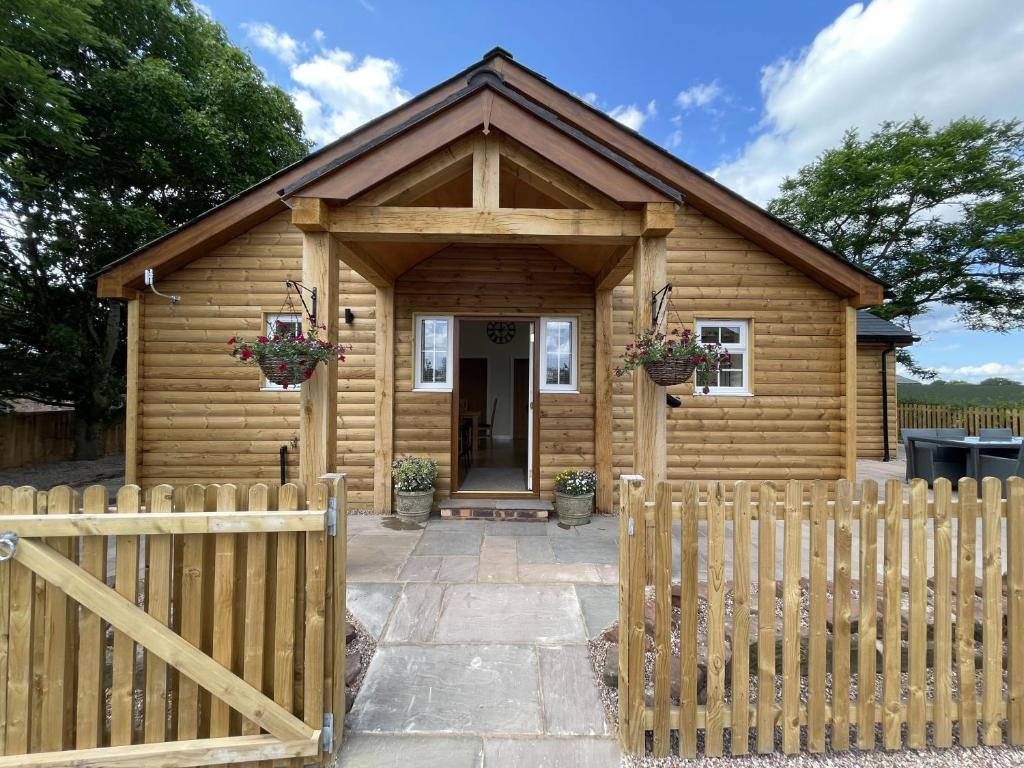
[96,47,886,306]
[856,310,916,345]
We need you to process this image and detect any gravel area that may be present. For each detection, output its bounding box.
[0,454,124,491]
[588,582,1024,767]
[346,610,376,705]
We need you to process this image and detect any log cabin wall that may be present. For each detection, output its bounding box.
[856,342,898,460]
[611,205,847,494]
[393,244,595,502]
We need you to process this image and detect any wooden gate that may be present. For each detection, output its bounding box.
[0,475,347,767]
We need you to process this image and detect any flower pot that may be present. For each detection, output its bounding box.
[395,488,434,523]
[259,355,318,387]
[642,358,696,387]
[554,491,593,526]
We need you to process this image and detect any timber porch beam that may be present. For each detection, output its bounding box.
[328,206,646,244]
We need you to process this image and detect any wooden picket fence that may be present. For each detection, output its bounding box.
[618,474,1024,758]
[899,403,1024,435]
[0,411,125,469]
[0,476,347,767]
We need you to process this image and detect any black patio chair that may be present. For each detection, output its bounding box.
[978,442,1024,496]
[902,428,967,487]
[979,428,1014,440]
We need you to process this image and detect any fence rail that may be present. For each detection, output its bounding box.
[0,412,125,469]
[618,474,1024,758]
[899,403,1024,435]
[0,477,347,767]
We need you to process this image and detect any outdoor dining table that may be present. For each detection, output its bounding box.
[905,434,1024,484]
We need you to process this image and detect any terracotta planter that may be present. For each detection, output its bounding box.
[554,491,593,526]
[395,488,434,523]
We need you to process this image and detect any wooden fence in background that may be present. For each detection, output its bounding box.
[0,476,346,767]
[899,403,1024,435]
[0,412,125,469]
[618,474,1024,758]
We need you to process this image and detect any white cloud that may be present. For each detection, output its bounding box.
[578,91,598,106]
[676,81,722,110]
[932,360,1024,383]
[289,50,410,145]
[713,0,1024,205]
[195,3,213,19]
[607,100,657,132]
[665,129,684,149]
[243,22,303,65]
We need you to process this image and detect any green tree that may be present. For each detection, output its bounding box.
[767,117,1024,376]
[0,0,309,457]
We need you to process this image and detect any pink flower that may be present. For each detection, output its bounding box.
[257,335,269,344]
[240,349,253,361]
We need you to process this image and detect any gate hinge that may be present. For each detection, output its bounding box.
[322,712,334,753]
[326,497,338,537]
[0,532,18,561]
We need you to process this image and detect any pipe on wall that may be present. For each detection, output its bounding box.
[279,445,288,485]
[881,344,895,462]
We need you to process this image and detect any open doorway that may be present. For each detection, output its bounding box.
[453,318,536,494]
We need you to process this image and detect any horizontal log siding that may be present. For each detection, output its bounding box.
[394,245,595,502]
[612,207,846,494]
[857,342,897,460]
[138,212,377,506]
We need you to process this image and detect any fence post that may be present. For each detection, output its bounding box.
[1009,476,1024,745]
[321,472,347,761]
[652,481,672,758]
[617,475,645,756]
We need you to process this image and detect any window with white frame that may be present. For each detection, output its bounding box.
[261,313,302,390]
[414,315,453,390]
[695,319,750,394]
[540,317,578,392]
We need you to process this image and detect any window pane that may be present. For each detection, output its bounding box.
[719,326,741,344]
[696,369,716,388]
[727,353,744,370]
[557,323,571,354]
[700,326,719,344]
[422,319,434,350]
[434,319,448,350]
[721,369,744,388]
[546,362,559,385]
[434,352,447,381]
[422,351,434,382]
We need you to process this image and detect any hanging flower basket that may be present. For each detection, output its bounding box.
[228,321,351,390]
[615,327,729,394]
[642,358,696,387]
[259,355,319,386]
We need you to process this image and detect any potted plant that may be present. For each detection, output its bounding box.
[392,455,438,522]
[228,320,350,389]
[553,469,597,525]
[614,326,729,390]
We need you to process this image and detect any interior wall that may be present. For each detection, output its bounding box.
[458,320,530,439]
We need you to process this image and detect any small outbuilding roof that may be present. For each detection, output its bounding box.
[856,310,916,345]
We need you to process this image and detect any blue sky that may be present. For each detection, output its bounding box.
[200,0,1024,382]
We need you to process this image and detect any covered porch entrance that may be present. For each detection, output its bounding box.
[283,84,681,512]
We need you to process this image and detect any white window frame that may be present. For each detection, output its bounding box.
[694,319,751,396]
[260,312,303,391]
[414,314,454,391]
[539,316,579,393]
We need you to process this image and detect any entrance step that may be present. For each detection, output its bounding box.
[439,498,552,522]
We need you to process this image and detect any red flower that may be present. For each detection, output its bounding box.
[240,349,253,361]
[227,336,237,345]
[304,368,314,379]
[702,385,710,394]
[257,335,269,344]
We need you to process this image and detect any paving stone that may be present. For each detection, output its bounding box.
[575,585,619,639]
[348,644,542,733]
[435,584,586,643]
[398,555,443,581]
[517,536,556,563]
[481,737,620,767]
[538,645,608,735]
[486,520,550,536]
[436,555,480,582]
[348,534,420,581]
[346,582,402,639]
[550,535,619,566]
[477,537,517,583]
[339,733,484,768]
[518,563,602,583]
[382,583,445,643]
[413,529,484,556]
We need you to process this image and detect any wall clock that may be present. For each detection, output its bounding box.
[486,321,516,344]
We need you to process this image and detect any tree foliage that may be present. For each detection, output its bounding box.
[0,0,309,455]
[767,117,1024,375]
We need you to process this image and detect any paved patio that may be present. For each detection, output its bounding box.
[341,515,622,767]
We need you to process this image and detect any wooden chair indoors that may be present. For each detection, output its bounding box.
[478,397,498,449]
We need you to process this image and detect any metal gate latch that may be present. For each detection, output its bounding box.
[0,532,18,562]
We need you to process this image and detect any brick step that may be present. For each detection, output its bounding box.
[438,498,552,522]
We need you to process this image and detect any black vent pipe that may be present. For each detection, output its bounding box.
[279,445,288,485]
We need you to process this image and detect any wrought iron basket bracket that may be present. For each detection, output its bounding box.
[650,283,673,328]
[285,280,319,327]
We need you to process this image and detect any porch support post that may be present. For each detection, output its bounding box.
[843,300,858,483]
[124,296,142,485]
[373,287,395,513]
[299,230,339,492]
[595,287,615,514]
[632,236,667,489]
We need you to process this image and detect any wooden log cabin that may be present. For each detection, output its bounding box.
[97,48,889,513]
[856,311,916,461]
